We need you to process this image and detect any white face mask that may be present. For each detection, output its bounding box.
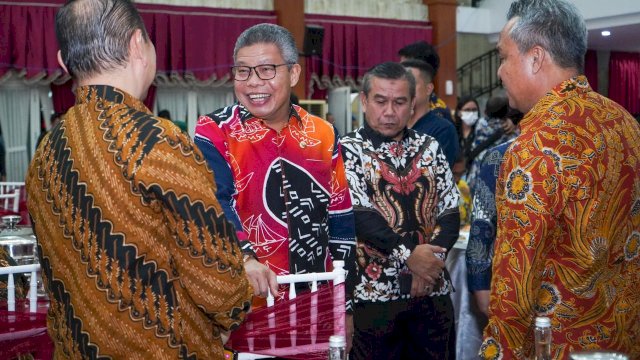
[460,111,479,126]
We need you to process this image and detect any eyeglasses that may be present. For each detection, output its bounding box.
[231,63,293,81]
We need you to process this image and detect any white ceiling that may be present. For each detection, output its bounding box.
[459,0,640,53]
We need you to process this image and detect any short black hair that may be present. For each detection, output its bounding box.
[401,59,435,83]
[484,95,509,119]
[158,109,171,120]
[362,62,416,100]
[398,41,440,75]
[56,0,150,80]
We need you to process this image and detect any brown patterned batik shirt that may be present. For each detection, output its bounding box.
[26,85,252,359]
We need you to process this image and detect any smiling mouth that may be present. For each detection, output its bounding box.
[248,94,270,103]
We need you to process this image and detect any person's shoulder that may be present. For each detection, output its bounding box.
[204,104,241,125]
[407,128,439,150]
[339,128,366,149]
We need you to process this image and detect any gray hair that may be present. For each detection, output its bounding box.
[55,0,150,80]
[506,0,587,72]
[233,23,298,67]
[362,62,416,100]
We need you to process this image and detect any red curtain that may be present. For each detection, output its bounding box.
[0,1,62,80]
[137,4,276,81]
[584,49,598,92]
[0,1,275,83]
[305,14,432,98]
[1,1,275,114]
[609,51,640,115]
[51,81,75,115]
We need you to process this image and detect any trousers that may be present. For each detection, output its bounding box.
[350,295,455,360]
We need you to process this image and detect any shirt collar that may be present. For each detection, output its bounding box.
[519,75,592,130]
[238,102,303,125]
[75,85,150,113]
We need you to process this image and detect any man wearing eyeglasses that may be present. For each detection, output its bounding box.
[194,23,357,348]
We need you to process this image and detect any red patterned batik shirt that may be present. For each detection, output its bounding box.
[480,76,640,359]
[194,104,356,308]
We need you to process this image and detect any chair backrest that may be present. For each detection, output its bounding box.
[0,263,40,313]
[236,261,346,360]
[0,182,24,213]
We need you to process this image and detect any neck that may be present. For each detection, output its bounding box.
[77,70,147,100]
[523,67,580,112]
[409,102,430,128]
[261,104,293,132]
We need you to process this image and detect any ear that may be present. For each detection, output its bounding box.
[129,29,147,63]
[289,63,301,87]
[360,91,367,111]
[410,97,417,113]
[530,46,545,74]
[57,50,69,75]
[426,82,435,96]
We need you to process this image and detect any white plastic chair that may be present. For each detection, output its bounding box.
[0,263,41,313]
[0,181,24,213]
[237,260,346,360]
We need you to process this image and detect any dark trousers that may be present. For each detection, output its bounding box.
[350,295,456,360]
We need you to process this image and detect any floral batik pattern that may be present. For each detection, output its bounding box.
[480,76,640,359]
[341,124,460,304]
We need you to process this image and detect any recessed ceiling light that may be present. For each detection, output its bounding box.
[601,30,611,37]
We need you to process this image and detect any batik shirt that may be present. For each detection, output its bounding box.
[26,85,252,359]
[466,140,513,292]
[480,76,640,359]
[466,116,517,195]
[194,104,356,308]
[341,124,460,303]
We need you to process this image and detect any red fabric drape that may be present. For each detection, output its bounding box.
[584,49,598,92]
[608,51,640,115]
[137,4,276,81]
[0,300,52,360]
[0,1,62,80]
[0,1,276,83]
[51,81,75,115]
[230,283,345,360]
[305,14,432,98]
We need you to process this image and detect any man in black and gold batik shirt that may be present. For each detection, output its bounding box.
[342,62,460,359]
[26,1,252,359]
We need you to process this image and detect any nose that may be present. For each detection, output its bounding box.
[382,101,395,117]
[245,68,264,86]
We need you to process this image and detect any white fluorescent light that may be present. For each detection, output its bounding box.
[601,30,611,37]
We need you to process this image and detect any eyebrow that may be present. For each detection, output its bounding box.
[372,94,408,102]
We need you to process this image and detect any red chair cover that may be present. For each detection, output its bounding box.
[230,283,345,360]
[0,299,52,360]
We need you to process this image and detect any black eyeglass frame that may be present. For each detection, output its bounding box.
[231,63,295,81]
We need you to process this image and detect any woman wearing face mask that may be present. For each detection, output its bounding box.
[454,96,481,175]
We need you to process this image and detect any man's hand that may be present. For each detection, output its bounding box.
[473,290,491,318]
[405,244,446,285]
[243,257,278,297]
[410,273,431,298]
[502,118,516,134]
[346,313,354,353]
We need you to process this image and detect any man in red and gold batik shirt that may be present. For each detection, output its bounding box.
[480,1,640,359]
[194,23,357,346]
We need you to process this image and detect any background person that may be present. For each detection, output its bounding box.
[402,59,460,169]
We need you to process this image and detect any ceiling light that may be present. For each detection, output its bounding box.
[601,30,611,37]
